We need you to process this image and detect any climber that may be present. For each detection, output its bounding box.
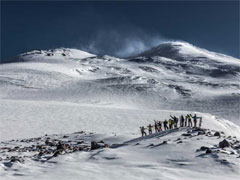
[185,115,188,127]
[174,117,178,128]
[169,119,172,129]
[180,115,184,127]
[193,114,198,128]
[147,124,153,135]
[199,117,203,127]
[188,114,192,127]
[140,126,147,137]
[170,115,179,128]
[154,120,159,133]
[158,121,162,132]
[163,120,168,130]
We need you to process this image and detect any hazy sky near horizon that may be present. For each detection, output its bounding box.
[1,1,239,60]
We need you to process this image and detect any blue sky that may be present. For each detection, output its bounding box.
[1,1,239,61]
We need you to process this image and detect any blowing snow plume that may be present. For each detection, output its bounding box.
[80,29,168,58]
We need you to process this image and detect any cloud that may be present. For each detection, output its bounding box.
[78,28,168,58]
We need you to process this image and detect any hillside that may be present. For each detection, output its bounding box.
[0,41,240,180]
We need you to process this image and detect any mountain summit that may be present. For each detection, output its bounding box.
[136,41,240,65]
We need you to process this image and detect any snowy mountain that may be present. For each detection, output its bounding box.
[0,41,240,179]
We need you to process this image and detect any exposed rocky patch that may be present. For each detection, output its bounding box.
[0,131,109,167]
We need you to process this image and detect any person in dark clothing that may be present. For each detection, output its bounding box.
[193,114,198,128]
[140,126,147,137]
[169,119,172,129]
[154,120,159,133]
[174,117,178,128]
[158,121,162,132]
[170,115,178,128]
[185,115,188,127]
[180,115,184,127]
[199,117,202,127]
[163,120,168,130]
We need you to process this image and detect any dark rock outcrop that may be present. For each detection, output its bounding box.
[219,139,230,148]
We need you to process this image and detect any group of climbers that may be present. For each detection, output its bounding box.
[140,114,202,137]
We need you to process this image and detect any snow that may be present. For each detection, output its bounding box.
[0,43,240,179]
[165,41,240,66]
[20,48,96,62]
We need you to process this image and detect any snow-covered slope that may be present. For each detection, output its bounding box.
[0,41,240,179]
[1,42,239,121]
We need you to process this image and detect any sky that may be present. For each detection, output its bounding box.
[1,1,239,62]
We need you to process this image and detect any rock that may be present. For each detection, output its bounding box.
[56,141,64,150]
[10,156,24,163]
[200,146,209,151]
[182,133,191,137]
[77,141,84,144]
[214,132,221,137]
[206,149,212,154]
[219,139,230,148]
[53,150,61,157]
[45,140,55,146]
[197,131,205,135]
[177,141,183,144]
[234,145,240,149]
[91,141,101,150]
[38,151,44,157]
[162,141,167,144]
[148,143,154,147]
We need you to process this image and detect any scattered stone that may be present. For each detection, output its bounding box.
[148,144,154,147]
[197,131,205,135]
[182,133,191,137]
[162,141,167,145]
[219,139,230,148]
[10,156,24,163]
[38,151,43,157]
[214,132,221,137]
[200,146,209,151]
[177,141,183,144]
[77,141,84,144]
[206,149,212,154]
[91,141,101,150]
